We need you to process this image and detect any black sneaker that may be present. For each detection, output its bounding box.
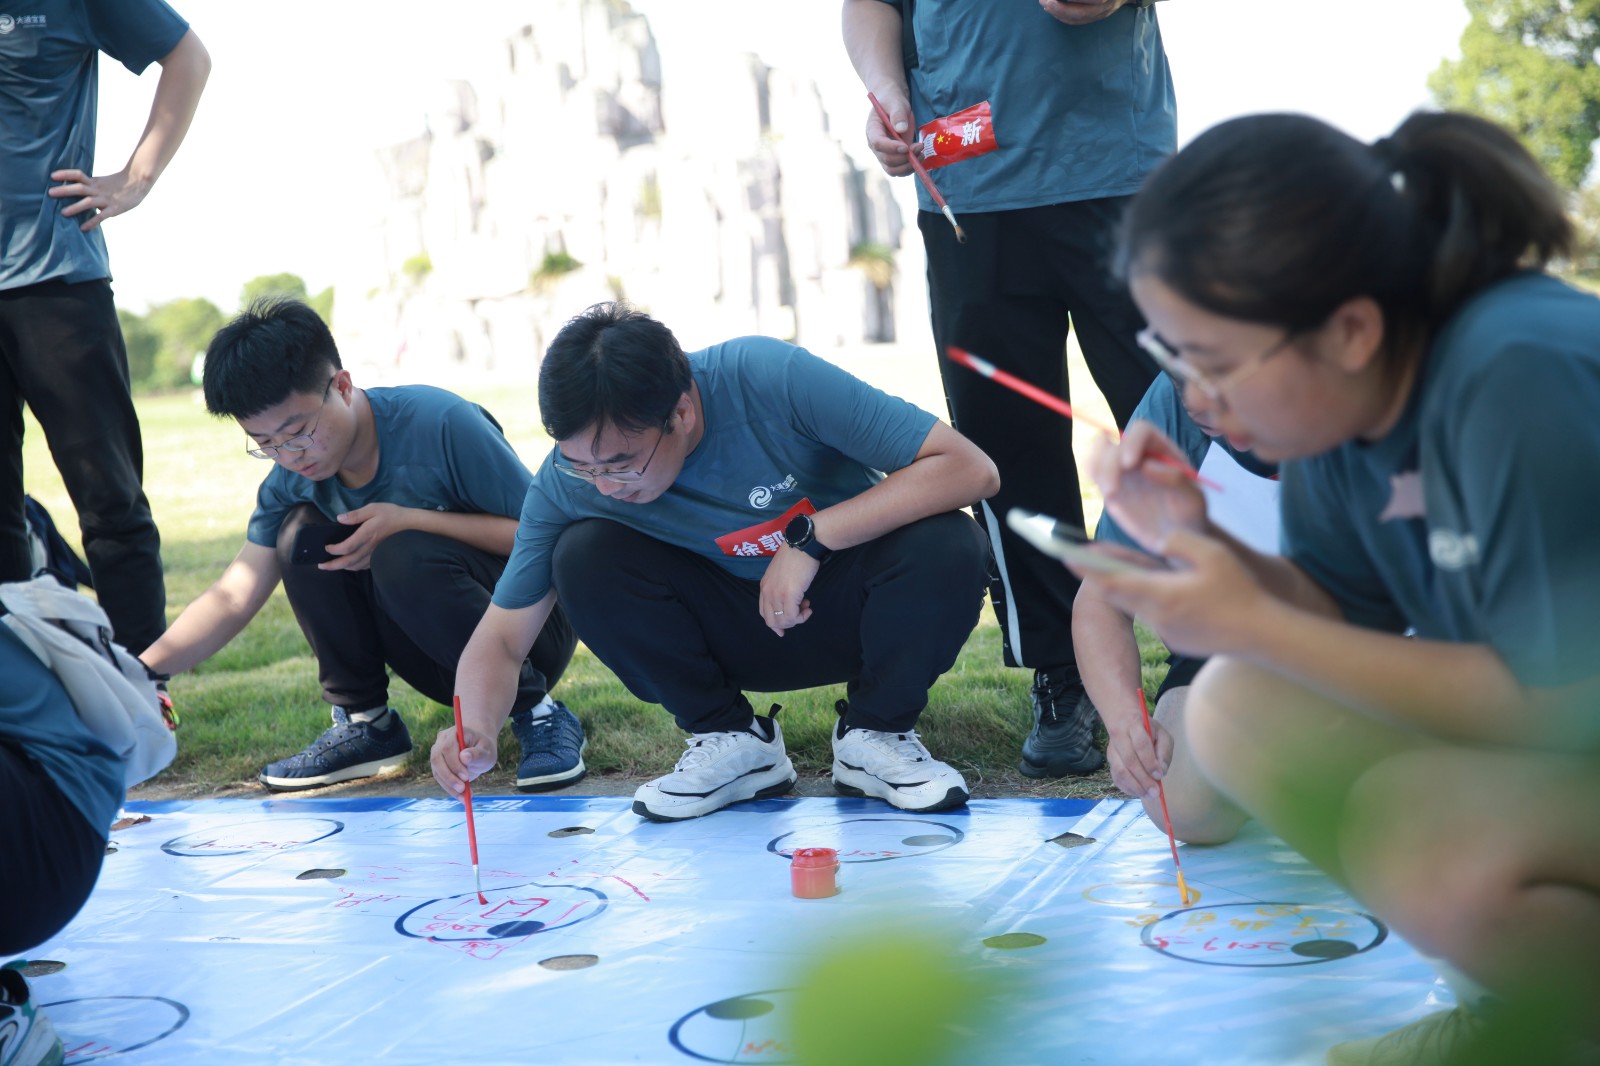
[259,707,413,791]
[510,699,588,792]
[1018,668,1105,778]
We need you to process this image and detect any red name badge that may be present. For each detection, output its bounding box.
[916,101,998,171]
[715,499,815,559]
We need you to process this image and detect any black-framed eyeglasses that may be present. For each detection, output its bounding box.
[245,377,336,460]
[1136,326,1299,411]
[555,424,669,484]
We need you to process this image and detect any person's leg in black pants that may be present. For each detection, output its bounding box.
[0,280,166,654]
[921,201,1155,778]
[552,514,987,817]
[551,514,986,732]
[267,505,582,791]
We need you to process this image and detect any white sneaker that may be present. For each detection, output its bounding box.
[632,713,797,821]
[831,712,969,813]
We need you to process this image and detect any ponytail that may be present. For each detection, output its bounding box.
[1380,111,1572,320]
[1117,111,1573,372]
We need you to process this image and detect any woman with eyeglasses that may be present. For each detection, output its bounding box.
[1076,110,1600,1065]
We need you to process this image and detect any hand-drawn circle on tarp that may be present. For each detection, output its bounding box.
[1140,902,1387,967]
[394,883,608,942]
[669,989,796,1063]
[40,995,189,1060]
[767,818,964,863]
[161,817,344,856]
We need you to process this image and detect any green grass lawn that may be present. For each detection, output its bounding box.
[22,385,1166,798]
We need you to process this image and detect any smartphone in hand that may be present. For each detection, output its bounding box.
[290,522,356,565]
[1006,509,1154,575]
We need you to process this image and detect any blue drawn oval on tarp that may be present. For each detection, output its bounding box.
[767,818,964,863]
[394,883,608,942]
[161,817,344,857]
[669,988,797,1063]
[41,995,189,1060]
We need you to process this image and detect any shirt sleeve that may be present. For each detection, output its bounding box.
[83,0,190,74]
[441,402,534,519]
[491,465,573,609]
[1438,348,1600,687]
[1093,376,1209,550]
[779,344,937,474]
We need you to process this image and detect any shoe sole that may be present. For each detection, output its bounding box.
[1016,751,1106,779]
[258,753,409,791]
[632,760,797,822]
[832,765,969,813]
[517,739,588,792]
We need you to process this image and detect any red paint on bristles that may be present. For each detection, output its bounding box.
[1139,687,1193,906]
[946,346,1222,492]
[868,92,966,244]
[453,696,487,905]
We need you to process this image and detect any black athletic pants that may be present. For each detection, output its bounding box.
[921,199,1158,672]
[550,512,990,734]
[275,505,576,714]
[0,279,166,654]
[0,741,106,956]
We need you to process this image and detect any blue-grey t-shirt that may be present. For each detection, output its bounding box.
[246,386,533,548]
[0,0,189,290]
[493,337,938,608]
[877,0,1176,212]
[1,623,123,836]
[1281,272,1600,688]
[1095,374,1277,551]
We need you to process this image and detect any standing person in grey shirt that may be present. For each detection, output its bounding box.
[0,0,210,655]
[843,0,1174,782]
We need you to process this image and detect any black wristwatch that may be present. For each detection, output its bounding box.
[783,513,832,562]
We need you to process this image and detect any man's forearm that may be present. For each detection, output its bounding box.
[126,29,210,188]
[842,0,907,99]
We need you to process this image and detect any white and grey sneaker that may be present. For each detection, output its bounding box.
[632,711,797,822]
[831,703,969,813]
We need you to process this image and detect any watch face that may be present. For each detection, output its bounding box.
[784,514,811,546]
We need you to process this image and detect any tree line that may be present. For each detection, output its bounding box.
[118,273,334,392]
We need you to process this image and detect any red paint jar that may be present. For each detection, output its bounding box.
[790,847,840,898]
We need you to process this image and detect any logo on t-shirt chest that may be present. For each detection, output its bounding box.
[747,474,797,509]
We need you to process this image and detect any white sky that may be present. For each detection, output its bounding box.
[93,0,1471,313]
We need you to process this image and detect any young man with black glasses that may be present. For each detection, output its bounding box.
[138,299,583,793]
[432,302,1000,821]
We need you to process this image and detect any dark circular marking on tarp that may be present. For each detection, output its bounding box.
[1048,831,1096,849]
[21,960,66,977]
[983,932,1047,950]
[547,826,595,838]
[394,883,607,941]
[1291,937,1361,959]
[487,920,545,938]
[296,867,347,880]
[162,817,344,857]
[39,996,189,1060]
[768,818,965,863]
[669,990,796,1063]
[900,834,957,847]
[538,954,599,971]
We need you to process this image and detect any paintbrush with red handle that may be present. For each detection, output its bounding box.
[947,345,1221,491]
[1139,686,1194,906]
[453,695,488,905]
[868,92,965,244]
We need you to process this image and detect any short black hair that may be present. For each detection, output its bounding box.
[538,303,691,444]
[202,298,342,420]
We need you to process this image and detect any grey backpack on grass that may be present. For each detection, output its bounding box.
[1,576,176,788]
